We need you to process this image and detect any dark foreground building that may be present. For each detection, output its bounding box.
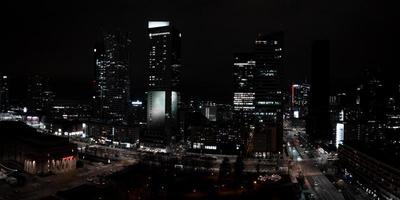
[339,142,400,200]
[0,121,77,174]
[0,75,9,112]
[307,40,331,143]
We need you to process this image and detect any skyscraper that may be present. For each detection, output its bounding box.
[143,21,182,151]
[291,83,310,118]
[345,69,386,144]
[0,75,9,112]
[233,53,256,117]
[307,40,331,143]
[94,31,132,122]
[27,75,55,114]
[252,32,284,156]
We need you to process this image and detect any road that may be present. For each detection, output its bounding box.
[286,129,345,200]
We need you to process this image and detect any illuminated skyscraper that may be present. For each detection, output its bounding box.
[143,21,182,151]
[291,83,310,118]
[231,33,284,156]
[252,32,284,155]
[0,75,9,112]
[94,31,132,122]
[233,53,256,117]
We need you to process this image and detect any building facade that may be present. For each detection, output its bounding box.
[307,40,331,143]
[232,33,284,157]
[291,83,310,119]
[252,32,284,156]
[0,121,77,175]
[94,31,132,122]
[233,53,256,117]
[339,144,400,200]
[27,75,55,115]
[143,21,182,151]
[0,75,9,112]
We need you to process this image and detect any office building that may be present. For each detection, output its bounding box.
[27,75,55,114]
[291,83,310,119]
[233,53,256,117]
[143,21,182,151]
[252,32,284,155]
[344,69,387,144]
[339,143,400,200]
[94,31,132,122]
[0,75,9,112]
[199,101,218,122]
[307,40,331,143]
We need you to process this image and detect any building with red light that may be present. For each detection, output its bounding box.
[0,121,77,174]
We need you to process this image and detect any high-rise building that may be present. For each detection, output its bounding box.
[233,53,256,118]
[307,40,331,143]
[94,31,132,122]
[0,75,9,112]
[291,83,310,118]
[143,21,182,151]
[199,101,217,122]
[252,32,284,156]
[344,69,386,144]
[339,69,400,200]
[27,75,55,114]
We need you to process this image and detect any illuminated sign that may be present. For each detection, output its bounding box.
[293,111,299,119]
[62,156,74,161]
[131,100,143,106]
[336,123,344,148]
[148,21,170,28]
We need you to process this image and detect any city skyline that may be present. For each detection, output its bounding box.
[3,0,400,103]
[1,1,400,200]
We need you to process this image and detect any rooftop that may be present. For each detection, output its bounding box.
[0,121,70,147]
[343,140,400,169]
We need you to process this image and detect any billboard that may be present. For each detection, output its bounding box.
[293,110,299,119]
[336,123,344,148]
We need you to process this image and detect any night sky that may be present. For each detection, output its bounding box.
[2,0,399,103]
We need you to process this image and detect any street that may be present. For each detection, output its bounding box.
[286,128,345,200]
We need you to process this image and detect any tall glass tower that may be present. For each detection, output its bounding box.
[0,75,9,112]
[94,31,132,122]
[233,53,256,116]
[252,32,284,156]
[143,21,182,151]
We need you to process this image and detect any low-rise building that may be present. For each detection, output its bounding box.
[0,121,77,174]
